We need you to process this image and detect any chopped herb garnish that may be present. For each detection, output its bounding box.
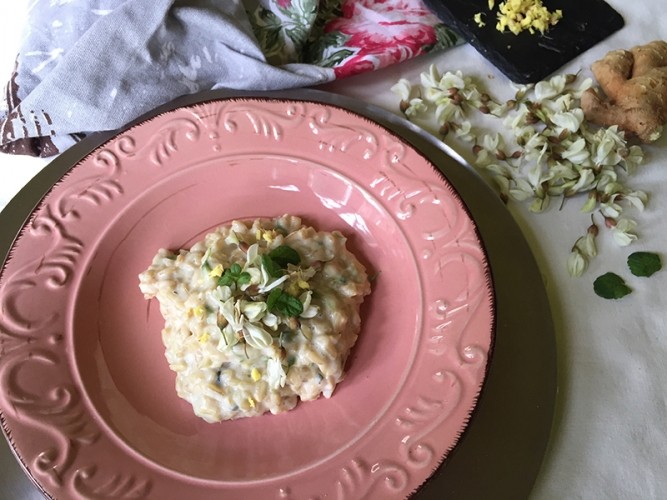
[219,274,233,286]
[219,262,251,286]
[261,254,284,278]
[268,245,301,267]
[266,288,281,310]
[236,272,251,285]
[267,288,303,317]
[205,237,317,352]
[261,245,301,279]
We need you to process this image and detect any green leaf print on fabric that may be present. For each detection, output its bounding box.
[246,0,460,75]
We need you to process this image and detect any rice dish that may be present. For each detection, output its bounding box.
[138,215,371,422]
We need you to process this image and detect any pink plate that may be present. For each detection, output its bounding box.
[0,98,494,499]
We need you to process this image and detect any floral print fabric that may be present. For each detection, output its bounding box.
[248,0,460,78]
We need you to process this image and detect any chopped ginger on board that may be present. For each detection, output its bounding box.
[474,12,486,27]
[475,0,562,35]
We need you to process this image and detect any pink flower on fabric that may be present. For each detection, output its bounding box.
[331,56,377,79]
[326,0,441,78]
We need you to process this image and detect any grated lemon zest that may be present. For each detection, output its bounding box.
[209,264,224,278]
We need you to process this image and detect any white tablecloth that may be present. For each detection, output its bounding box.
[1,2,666,498]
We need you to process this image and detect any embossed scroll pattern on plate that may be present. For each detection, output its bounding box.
[0,98,493,499]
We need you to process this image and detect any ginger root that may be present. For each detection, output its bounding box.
[581,40,667,143]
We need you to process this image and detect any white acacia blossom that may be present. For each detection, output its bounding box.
[392,69,647,276]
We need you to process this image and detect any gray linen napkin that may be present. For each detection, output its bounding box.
[1,0,332,156]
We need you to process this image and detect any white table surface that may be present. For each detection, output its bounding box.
[2,1,667,499]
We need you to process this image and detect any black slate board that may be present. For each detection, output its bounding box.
[424,0,624,83]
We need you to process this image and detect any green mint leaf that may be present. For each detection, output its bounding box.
[230,263,242,275]
[268,245,300,268]
[218,271,234,287]
[593,272,632,300]
[237,272,251,285]
[266,288,282,311]
[627,252,662,277]
[261,254,283,278]
[276,294,303,317]
[266,289,303,317]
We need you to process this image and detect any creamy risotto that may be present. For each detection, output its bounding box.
[138,215,371,422]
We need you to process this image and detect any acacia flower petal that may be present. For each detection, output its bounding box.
[565,169,596,195]
[242,301,266,322]
[561,137,589,163]
[611,218,638,246]
[580,191,598,212]
[529,195,550,213]
[390,78,413,101]
[258,274,289,294]
[218,325,240,349]
[575,233,597,258]
[420,64,441,89]
[220,297,243,332]
[551,109,584,134]
[242,322,273,350]
[624,190,648,211]
[509,178,534,201]
[266,357,287,389]
[439,71,466,90]
[567,247,588,277]
[299,291,318,319]
[405,98,427,118]
[454,120,475,142]
[535,78,564,100]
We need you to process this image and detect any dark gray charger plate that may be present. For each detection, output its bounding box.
[0,89,556,499]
